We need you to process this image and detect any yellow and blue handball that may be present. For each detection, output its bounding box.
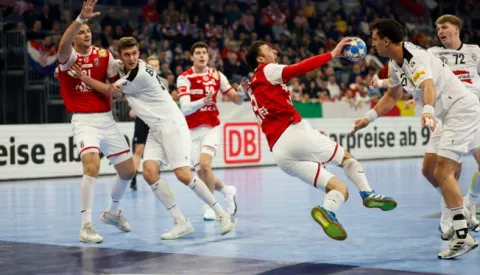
[344,37,367,62]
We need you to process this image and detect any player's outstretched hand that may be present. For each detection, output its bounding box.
[79,0,101,20]
[349,117,369,136]
[404,99,416,110]
[421,113,436,131]
[331,37,354,58]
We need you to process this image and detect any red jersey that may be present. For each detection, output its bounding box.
[249,63,302,150]
[57,47,118,113]
[177,67,233,129]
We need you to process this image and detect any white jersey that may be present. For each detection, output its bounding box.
[427,43,480,97]
[115,60,184,131]
[388,42,471,119]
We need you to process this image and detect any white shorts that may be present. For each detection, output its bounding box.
[143,118,191,170]
[425,93,480,162]
[71,112,132,165]
[272,120,345,188]
[190,125,220,170]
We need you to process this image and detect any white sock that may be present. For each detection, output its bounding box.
[451,206,468,239]
[323,190,345,212]
[342,158,372,192]
[151,179,183,220]
[467,170,480,205]
[188,177,227,217]
[80,175,96,227]
[108,175,129,214]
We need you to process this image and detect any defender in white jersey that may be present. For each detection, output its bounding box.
[351,19,478,259]
[70,37,237,240]
[370,15,480,236]
[426,15,480,236]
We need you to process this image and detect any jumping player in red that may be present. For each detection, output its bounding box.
[56,0,135,243]
[244,39,397,240]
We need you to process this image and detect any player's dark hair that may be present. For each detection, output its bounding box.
[190,42,208,55]
[118,37,139,54]
[371,19,404,44]
[246,40,267,69]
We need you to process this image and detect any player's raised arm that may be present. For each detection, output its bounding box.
[57,0,100,64]
[281,37,353,82]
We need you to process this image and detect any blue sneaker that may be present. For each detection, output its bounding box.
[311,206,347,241]
[360,191,397,211]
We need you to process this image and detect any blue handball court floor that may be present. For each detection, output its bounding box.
[1,157,479,274]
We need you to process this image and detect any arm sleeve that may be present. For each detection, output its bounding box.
[219,71,233,94]
[179,94,205,115]
[280,53,333,82]
[176,75,191,98]
[58,50,77,71]
[409,55,433,88]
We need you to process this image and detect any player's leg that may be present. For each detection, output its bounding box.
[197,126,237,218]
[166,122,237,235]
[306,120,397,211]
[422,121,454,238]
[272,121,349,240]
[71,117,103,243]
[465,127,480,231]
[436,95,478,259]
[99,120,135,232]
[130,143,145,190]
[142,132,193,240]
[131,118,149,190]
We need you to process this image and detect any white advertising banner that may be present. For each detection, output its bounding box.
[0,116,431,180]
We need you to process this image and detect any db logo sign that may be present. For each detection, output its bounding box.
[223,122,261,164]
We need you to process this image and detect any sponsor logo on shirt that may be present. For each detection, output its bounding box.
[412,70,426,82]
[99,49,107,57]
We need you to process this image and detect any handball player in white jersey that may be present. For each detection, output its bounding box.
[370,15,480,237]
[352,18,479,259]
[69,37,237,240]
[244,38,397,242]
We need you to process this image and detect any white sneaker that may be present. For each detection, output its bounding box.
[219,214,237,235]
[439,210,453,241]
[464,197,480,231]
[223,186,237,215]
[203,204,216,221]
[438,231,478,259]
[79,223,103,243]
[100,210,131,232]
[161,217,195,240]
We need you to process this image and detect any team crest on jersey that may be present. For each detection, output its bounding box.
[410,61,415,67]
[99,49,107,57]
[84,56,89,63]
[212,71,219,80]
[202,75,209,81]
[439,56,448,64]
[94,58,99,66]
[472,53,477,62]
[80,141,84,149]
